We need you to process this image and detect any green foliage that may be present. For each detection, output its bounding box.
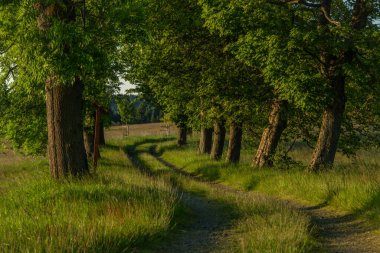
[198,0,380,154]
[0,78,46,154]
[115,94,162,124]
[0,0,144,153]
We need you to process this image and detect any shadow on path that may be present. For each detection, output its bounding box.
[142,142,380,253]
[125,144,237,253]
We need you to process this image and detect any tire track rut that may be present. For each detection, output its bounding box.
[127,145,380,252]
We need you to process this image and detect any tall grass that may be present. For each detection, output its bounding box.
[149,136,380,227]
[129,137,319,252]
[0,141,177,252]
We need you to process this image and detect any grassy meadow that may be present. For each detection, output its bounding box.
[0,135,321,253]
[127,138,319,252]
[1,127,379,252]
[0,141,178,252]
[151,135,380,228]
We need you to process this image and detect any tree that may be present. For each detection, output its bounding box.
[226,122,243,163]
[198,0,293,167]
[254,99,288,167]
[0,0,141,178]
[308,0,378,170]
[199,0,380,170]
[210,120,226,160]
[124,0,206,146]
[199,127,213,154]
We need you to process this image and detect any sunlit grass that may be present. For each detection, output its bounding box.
[148,136,380,227]
[2,133,378,252]
[0,140,178,252]
[127,136,319,252]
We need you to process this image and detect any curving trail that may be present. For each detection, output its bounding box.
[128,145,380,253]
[300,207,380,253]
[154,192,234,253]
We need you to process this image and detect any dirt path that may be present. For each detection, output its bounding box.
[153,192,234,253]
[301,207,380,253]
[148,149,380,253]
[126,147,237,253]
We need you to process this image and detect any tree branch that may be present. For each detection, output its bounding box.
[320,6,341,26]
[1,65,17,85]
[0,42,15,55]
[302,47,326,66]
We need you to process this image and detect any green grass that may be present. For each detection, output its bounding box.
[2,134,377,252]
[127,136,320,252]
[0,142,6,153]
[0,140,178,252]
[144,136,380,228]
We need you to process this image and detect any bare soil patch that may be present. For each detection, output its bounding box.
[0,140,28,166]
[154,192,235,253]
[105,123,178,140]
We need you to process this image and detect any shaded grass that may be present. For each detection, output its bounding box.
[127,136,320,253]
[0,140,178,252]
[137,136,380,228]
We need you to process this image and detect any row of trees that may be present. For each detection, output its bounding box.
[125,0,380,171]
[115,94,162,124]
[0,0,379,179]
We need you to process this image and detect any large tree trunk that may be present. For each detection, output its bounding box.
[308,0,368,171]
[254,99,288,168]
[226,122,243,163]
[46,78,88,179]
[177,124,187,146]
[309,76,346,171]
[198,127,213,154]
[38,1,87,178]
[210,121,226,160]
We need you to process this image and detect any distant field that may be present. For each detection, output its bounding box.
[0,140,37,166]
[105,123,178,140]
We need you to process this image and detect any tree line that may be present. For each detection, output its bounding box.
[115,94,162,125]
[0,0,379,179]
[126,0,380,171]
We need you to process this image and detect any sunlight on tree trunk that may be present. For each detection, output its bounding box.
[309,76,346,171]
[254,99,288,168]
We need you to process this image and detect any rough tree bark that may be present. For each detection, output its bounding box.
[210,121,226,160]
[39,1,88,178]
[177,124,187,146]
[253,99,288,168]
[309,76,346,171]
[226,122,243,163]
[308,0,368,171]
[46,77,88,178]
[198,127,213,154]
